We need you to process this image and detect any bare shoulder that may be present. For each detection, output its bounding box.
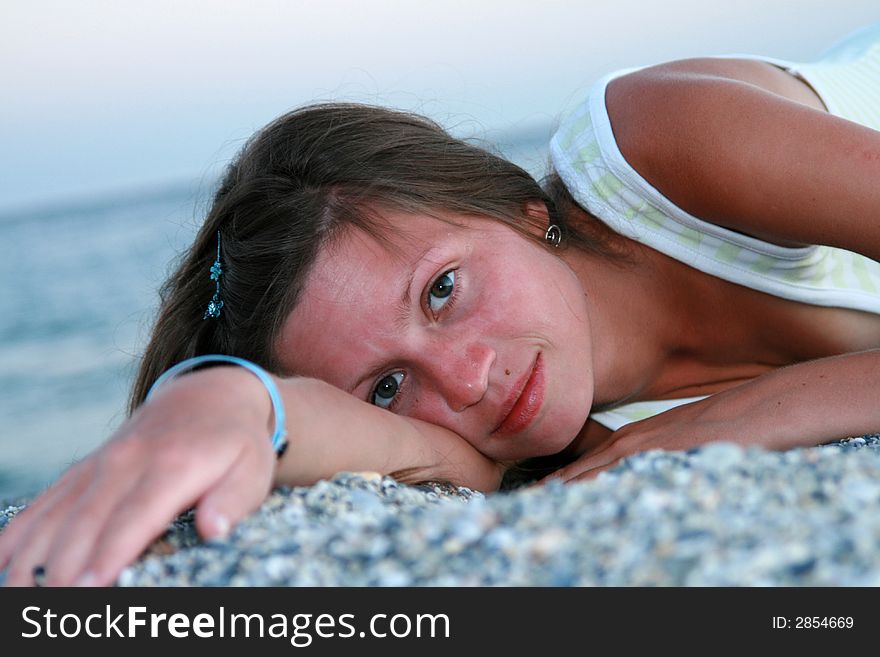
[603,55,880,258]
[605,57,826,170]
[606,57,825,124]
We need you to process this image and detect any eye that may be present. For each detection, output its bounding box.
[371,371,405,409]
[427,269,455,314]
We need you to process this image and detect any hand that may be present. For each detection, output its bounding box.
[542,389,782,484]
[545,351,880,484]
[540,398,719,483]
[0,366,278,587]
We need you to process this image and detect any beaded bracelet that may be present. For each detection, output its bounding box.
[145,354,288,457]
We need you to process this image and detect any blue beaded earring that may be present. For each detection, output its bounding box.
[203,231,224,320]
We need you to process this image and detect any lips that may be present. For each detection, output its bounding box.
[491,353,544,437]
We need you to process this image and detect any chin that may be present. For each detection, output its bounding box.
[532,428,583,459]
[486,426,578,463]
[538,400,593,457]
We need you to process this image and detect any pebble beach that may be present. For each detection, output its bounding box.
[3,436,880,586]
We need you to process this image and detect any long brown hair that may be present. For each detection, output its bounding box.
[129,102,607,414]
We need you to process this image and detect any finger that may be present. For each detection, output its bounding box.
[69,438,252,586]
[562,454,619,482]
[565,460,618,482]
[195,441,275,541]
[0,461,101,586]
[546,451,619,484]
[0,460,89,570]
[532,471,564,487]
[35,449,147,586]
[536,465,598,487]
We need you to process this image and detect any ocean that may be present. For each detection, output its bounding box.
[0,185,206,500]
[0,128,552,500]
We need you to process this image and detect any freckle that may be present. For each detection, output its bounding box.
[505,369,511,375]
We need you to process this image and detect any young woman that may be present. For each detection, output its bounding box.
[2,24,879,587]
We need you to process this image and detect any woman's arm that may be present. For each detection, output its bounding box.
[548,349,880,482]
[605,58,880,259]
[273,376,504,490]
[558,60,880,480]
[0,367,502,586]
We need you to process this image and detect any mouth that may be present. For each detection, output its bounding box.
[491,353,544,437]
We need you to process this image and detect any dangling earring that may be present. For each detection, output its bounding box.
[544,224,562,248]
[203,231,224,320]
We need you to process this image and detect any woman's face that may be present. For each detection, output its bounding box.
[276,208,596,462]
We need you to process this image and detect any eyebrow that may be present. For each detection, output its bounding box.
[346,244,437,396]
[393,267,418,332]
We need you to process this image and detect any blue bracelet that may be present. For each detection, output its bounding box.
[145,354,288,457]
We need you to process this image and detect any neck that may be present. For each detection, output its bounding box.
[563,237,714,408]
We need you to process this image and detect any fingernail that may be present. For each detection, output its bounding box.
[207,510,230,539]
[74,571,97,587]
[32,565,47,587]
[214,514,230,537]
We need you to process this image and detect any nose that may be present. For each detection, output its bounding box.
[429,341,495,413]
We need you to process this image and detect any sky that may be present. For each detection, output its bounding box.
[2,0,879,213]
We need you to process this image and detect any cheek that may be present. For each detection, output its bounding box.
[404,394,463,435]
[470,265,544,328]
[539,256,591,328]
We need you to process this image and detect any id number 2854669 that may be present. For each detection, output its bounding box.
[772,617,853,629]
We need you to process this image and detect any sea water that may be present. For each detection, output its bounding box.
[0,185,202,500]
[0,128,552,500]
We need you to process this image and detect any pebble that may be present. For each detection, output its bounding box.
[3,435,880,586]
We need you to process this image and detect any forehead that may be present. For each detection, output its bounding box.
[275,210,473,377]
[311,211,463,286]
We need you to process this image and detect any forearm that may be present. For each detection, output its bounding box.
[0,365,506,588]
[272,377,505,491]
[548,349,880,484]
[707,349,880,448]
